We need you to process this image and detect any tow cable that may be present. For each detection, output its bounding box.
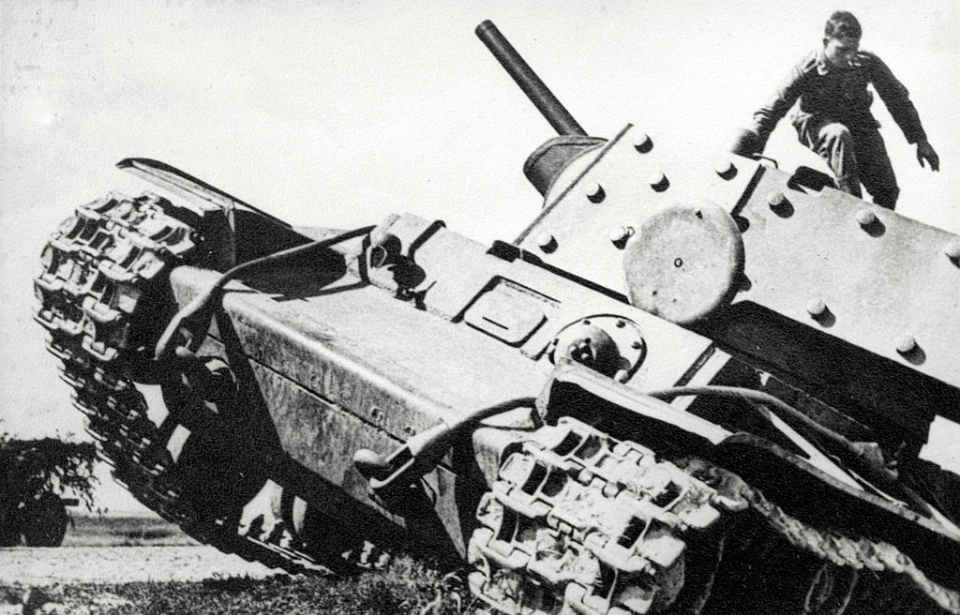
[154,225,375,362]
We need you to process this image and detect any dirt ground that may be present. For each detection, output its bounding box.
[0,546,281,586]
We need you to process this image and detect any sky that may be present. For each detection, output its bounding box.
[1,0,958,511]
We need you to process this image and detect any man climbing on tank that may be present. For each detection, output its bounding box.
[730,10,939,210]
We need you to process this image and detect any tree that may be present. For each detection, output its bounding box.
[0,420,99,546]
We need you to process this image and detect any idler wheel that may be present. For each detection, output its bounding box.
[624,202,744,325]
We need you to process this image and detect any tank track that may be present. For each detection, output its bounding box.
[33,192,334,576]
[468,417,960,615]
[35,194,960,612]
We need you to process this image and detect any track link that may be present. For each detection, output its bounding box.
[468,417,960,614]
[34,193,331,576]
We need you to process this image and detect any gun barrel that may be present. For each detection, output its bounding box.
[476,20,586,136]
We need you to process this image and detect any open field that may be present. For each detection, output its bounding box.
[61,515,196,549]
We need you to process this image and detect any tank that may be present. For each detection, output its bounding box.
[0,437,96,547]
[32,20,960,614]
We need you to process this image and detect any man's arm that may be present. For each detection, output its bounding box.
[869,53,939,171]
[731,57,808,156]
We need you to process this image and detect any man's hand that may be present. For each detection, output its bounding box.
[917,139,939,171]
[728,128,764,158]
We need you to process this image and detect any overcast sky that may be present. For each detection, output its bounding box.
[2,0,957,510]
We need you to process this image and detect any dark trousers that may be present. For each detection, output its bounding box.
[797,118,900,209]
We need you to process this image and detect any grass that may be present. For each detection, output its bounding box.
[7,515,490,614]
[1,556,488,615]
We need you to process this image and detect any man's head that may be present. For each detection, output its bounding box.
[822,11,862,69]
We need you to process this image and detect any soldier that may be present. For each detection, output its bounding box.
[730,10,939,209]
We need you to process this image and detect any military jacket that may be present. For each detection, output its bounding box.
[750,49,926,145]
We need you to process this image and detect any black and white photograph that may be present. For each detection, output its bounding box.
[1,1,958,613]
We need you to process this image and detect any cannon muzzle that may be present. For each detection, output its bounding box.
[476,20,586,136]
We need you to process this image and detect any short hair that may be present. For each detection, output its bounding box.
[824,11,862,39]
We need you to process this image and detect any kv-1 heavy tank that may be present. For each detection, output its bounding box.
[33,20,960,614]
